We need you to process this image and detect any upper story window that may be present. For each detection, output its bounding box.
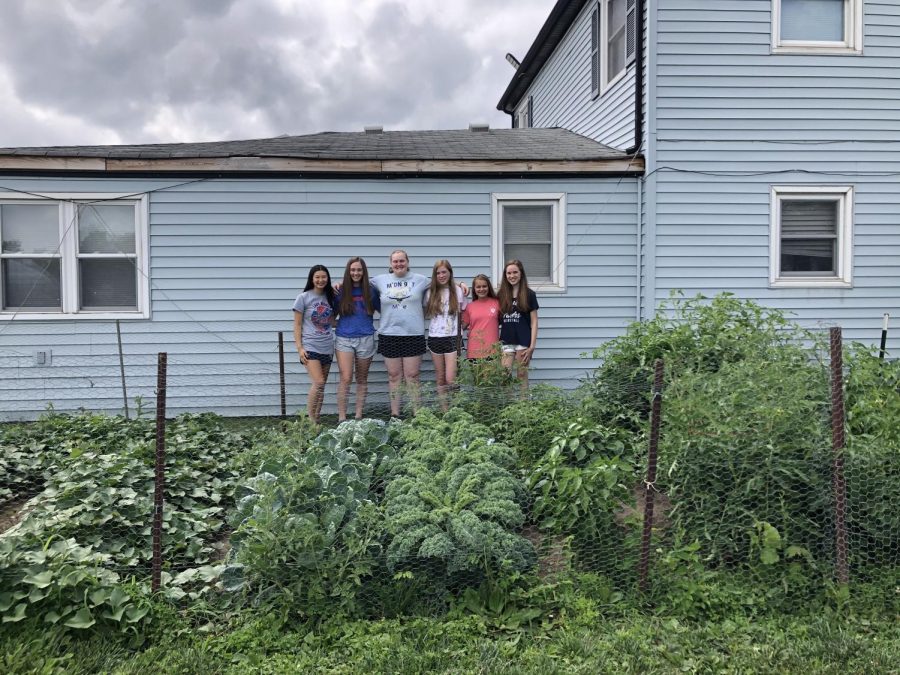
[516,96,534,128]
[492,193,567,292]
[0,193,150,320]
[591,0,637,97]
[770,186,853,288]
[772,0,863,54]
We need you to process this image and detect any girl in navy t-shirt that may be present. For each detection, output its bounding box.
[498,259,539,389]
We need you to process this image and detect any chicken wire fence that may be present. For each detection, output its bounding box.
[0,327,898,628]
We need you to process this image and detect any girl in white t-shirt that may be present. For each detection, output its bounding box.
[424,259,467,406]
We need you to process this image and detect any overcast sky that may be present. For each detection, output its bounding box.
[0,0,553,148]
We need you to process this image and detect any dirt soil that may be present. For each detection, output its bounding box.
[0,497,29,534]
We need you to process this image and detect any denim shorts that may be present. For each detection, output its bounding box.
[334,334,376,359]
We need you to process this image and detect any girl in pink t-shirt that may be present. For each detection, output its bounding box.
[462,274,501,359]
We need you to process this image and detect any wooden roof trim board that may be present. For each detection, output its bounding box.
[0,155,644,174]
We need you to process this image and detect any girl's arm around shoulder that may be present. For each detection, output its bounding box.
[457,285,469,310]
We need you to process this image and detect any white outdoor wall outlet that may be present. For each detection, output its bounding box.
[34,349,52,366]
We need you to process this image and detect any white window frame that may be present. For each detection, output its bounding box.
[772,0,863,55]
[516,103,530,129]
[769,185,853,288]
[0,192,150,320]
[593,0,636,97]
[491,192,567,293]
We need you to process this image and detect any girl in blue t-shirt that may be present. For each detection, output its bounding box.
[334,257,381,421]
[498,259,539,389]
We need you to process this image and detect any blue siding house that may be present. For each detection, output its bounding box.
[499,0,899,346]
[2,0,897,419]
[0,131,642,418]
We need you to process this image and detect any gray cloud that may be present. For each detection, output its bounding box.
[0,0,552,146]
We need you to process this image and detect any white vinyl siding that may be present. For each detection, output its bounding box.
[0,176,638,420]
[521,0,640,149]
[652,0,899,350]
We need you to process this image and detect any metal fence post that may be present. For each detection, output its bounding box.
[829,328,849,586]
[151,352,167,593]
[638,358,664,593]
[278,331,287,419]
[116,320,129,419]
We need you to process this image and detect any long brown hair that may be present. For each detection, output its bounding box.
[338,257,374,317]
[470,273,497,300]
[425,259,459,319]
[497,259,531,314]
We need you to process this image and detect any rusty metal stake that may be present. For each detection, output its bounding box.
[638,359,664,593]
[830,327,849,586]
[151,352,167,593]
[278,331,287,419]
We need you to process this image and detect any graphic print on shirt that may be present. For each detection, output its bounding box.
[309,299,333,334]
[385,280,413,309]
[502,299,521,326]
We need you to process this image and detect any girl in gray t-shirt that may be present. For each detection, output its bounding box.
[292,264,336,423]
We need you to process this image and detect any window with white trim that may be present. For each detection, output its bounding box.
[770,186,853,287]
[0,193,150,319]
[591,0,637,97]
[516,96,533,128]
[492,193,566,292]
[772,0,863,54]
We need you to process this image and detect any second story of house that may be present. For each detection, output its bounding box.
[497,0,641,152]
[499,1,900,159]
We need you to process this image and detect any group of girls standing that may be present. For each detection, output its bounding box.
[292,249,539,423]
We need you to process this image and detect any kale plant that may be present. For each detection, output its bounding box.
[384,409,536,589]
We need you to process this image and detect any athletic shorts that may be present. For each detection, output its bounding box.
[377,334,427,359]
[335,334,376,359]
[305,351,333,366]
[501,344,528,354]
[427,335,458,355]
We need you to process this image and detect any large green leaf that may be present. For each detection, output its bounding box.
[63,607,96,629]
[22,570,54,588]
[2,603,27,623]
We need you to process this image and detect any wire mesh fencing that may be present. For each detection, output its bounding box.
[0,327,897,631]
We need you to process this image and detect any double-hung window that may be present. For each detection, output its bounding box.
[492,193,566,292]
[772,0,863,54]
[770,186,853,287]
[591,0,637,97]
[0,193,149,319]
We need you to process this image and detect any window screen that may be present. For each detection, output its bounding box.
[780,199,838,274]
[781,0,844,42]
[0,204,62,309]
[503,204,552,282]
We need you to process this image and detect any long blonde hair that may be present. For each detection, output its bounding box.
[497,259,531,314]
[425,259,459,318]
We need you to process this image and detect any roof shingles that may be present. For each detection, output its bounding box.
[0,128,626,162]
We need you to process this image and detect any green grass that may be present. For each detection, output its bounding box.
[3,608,898,675]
